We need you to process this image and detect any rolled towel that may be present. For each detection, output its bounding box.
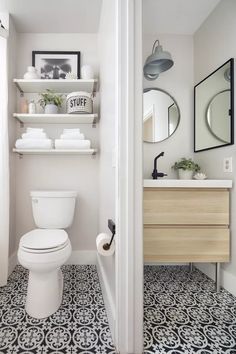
[60,133,85,140]
[63,128,80,134]
[15,139,53,149]
[55,139,91,150]
[27,127,44,133]
[22,132,48,139]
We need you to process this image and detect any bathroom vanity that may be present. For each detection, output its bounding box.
[143,180,232,268]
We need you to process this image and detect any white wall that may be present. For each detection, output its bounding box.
[97,0,116,338]
[143,34,194,179]
[194,0,236,295]
[13,33,100,254]
[8,17,17,265]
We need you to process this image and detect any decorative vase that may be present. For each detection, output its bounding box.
[178,169,194,180]
[24,66,39,80]
[44,104,58,114]
[81,65,94,80]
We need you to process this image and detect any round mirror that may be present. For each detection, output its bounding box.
[143,88,180,143]
[206,89,231,143]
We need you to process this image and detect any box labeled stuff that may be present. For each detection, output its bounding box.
[66,91,93,114]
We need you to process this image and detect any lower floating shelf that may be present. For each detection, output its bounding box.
[13,148,97,156]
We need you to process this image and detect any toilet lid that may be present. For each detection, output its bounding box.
[20,229,68,251]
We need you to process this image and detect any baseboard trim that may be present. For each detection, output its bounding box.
[66,250,97,265]
[96,254,116,342]
[195,263,236,297]
[144,262,188,266]
[8,251,17,275]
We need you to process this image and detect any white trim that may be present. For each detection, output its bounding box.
[116,0,143,353]
[195,263,236,297]
[8,251,17,275]
[66,250,97,265]
[145,262,189,266]
[96,254,116,342]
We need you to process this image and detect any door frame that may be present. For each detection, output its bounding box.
[115,0,143,353]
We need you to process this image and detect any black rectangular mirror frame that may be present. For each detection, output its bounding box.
[194,58,234,153]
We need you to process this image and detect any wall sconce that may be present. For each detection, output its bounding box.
[143,39,174,80]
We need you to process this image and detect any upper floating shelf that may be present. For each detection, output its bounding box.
[13,113,98,125]
[13,79,98,94]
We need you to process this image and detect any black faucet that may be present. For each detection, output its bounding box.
[152,152,167,179]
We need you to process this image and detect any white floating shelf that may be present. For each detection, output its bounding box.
[13,79,98,94]
[13,113,98,125]
[13,148,97,156]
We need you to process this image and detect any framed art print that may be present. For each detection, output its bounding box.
[32,51,80,79]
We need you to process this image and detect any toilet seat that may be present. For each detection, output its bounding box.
[20,229,69,254]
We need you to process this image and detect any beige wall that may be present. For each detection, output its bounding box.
[13,33,100,253]
[194,0,236,294]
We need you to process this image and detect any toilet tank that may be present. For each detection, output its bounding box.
[30,191,77,229]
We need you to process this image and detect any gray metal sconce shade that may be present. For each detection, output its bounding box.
[143,40,174,80]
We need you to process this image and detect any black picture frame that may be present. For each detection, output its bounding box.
[32,51,80,79]
[194,58,234,153]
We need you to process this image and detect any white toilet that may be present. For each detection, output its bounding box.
[17,190,77,319]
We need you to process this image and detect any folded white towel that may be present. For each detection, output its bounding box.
[15,139,53,149]
[55,139,91,150]
[63,128,80,134]
[60,133,85,140]
[22,132,48,139]
[27,127,45,133]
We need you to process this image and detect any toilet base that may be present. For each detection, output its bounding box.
[26,268,63,319]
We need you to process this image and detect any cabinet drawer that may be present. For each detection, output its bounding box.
[144,226,230,263]
[144,188,229,225]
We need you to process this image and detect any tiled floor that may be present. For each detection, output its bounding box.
[0,265,116,354]
[144,265,236,354]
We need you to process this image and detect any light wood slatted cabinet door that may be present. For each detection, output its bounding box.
[143,187,230,263]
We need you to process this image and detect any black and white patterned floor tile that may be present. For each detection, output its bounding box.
[144,265,236,354]
[0,265,116,354]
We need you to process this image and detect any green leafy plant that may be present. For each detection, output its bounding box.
[172,158,200,172]
[38,89,64,108]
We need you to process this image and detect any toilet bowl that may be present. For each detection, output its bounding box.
[17,191,77,318]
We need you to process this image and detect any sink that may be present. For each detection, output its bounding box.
[143,179,232,188]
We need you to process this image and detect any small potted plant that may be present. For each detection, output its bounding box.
[172,158,200,179]
[39,89,63,114]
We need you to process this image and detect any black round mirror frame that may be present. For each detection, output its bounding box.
[206,89,230,144]
[143,87,181,143]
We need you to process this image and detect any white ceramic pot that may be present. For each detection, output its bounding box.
[44,104,58,114]
[178,169,194,180]
[81,65,94,80]
[24,66,39,80]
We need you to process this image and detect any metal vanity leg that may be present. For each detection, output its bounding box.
[215,262,221,292]
[189,263,194,272]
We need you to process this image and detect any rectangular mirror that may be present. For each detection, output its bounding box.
[194,58,234,152]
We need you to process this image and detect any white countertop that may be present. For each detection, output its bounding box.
[143,179,233,188]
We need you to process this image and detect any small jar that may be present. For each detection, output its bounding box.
[28,100,36,114]
[20,97,28,113]
[23,66,39,80]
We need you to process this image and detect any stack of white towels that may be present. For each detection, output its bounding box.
[55,129,91,150]
[15,128,53,149]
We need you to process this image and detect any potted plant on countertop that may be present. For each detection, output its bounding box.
[172,158,200,179]
[39,89,64,114]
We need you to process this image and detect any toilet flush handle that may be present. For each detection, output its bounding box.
[32,198,38,203]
